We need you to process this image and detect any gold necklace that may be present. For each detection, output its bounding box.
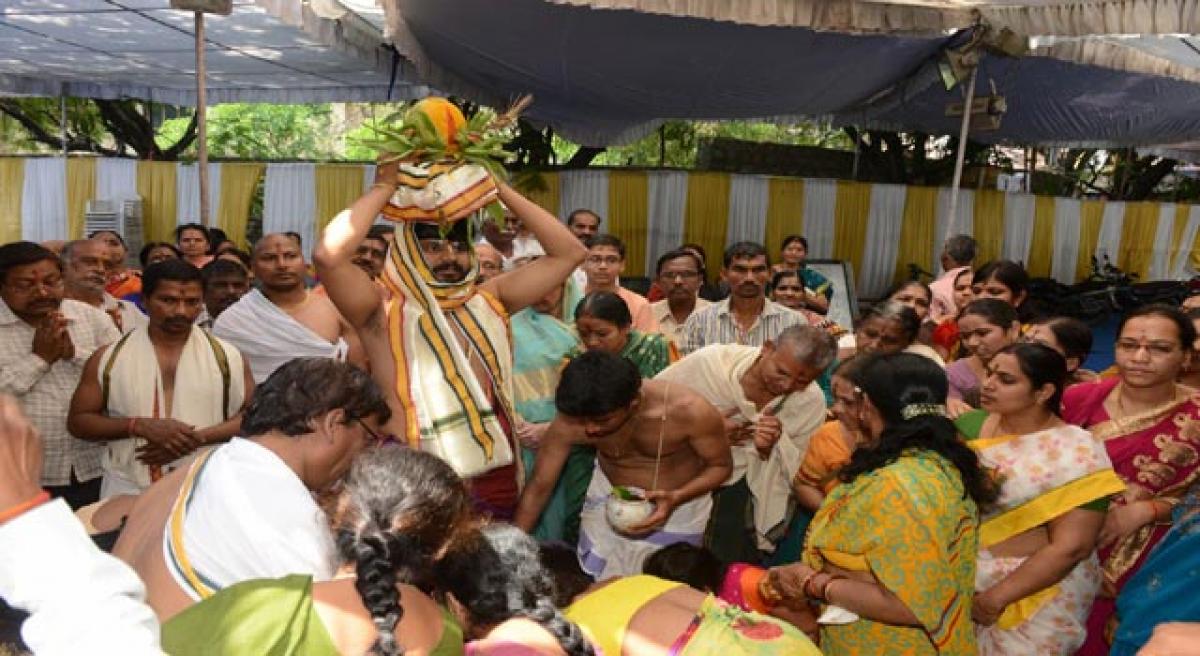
[1112,382,1182,431]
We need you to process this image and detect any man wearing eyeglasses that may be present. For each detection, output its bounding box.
[0,241,119,509]
[650,248,710,348]
[315,162,587,520]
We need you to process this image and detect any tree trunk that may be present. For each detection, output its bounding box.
[0,98,198,160]
[565,146,605,168]
[1125,156,1177,200]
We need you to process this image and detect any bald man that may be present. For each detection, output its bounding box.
[213,233,363,382]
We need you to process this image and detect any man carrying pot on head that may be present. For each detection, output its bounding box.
[314,99,587,520]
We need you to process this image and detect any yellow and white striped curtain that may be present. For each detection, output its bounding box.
[542,169,1200,296]
[5,157,1200,292]
[0,157,363,253]
[0,159,24,244]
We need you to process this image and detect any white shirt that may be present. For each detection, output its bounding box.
[479,236,543,271]
[0,299,119,486]
[0,499,161,654]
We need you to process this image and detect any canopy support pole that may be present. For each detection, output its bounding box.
[195,10,210,228]
[945,66,977,243]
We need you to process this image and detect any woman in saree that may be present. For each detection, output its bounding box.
[161,446,472,655]
[839,300,942,366]
[972,260,1033,324]
[568,290,678,378]
[931,268,975,361]
[769,353,998,655]
[771,269,839,330]
[1061,304,1200,655]
[436,524,594,656]
[1110,486,1200,655]
[946,299,1020,409]
[888,280,933,324]
[792,355,870,513]
[537,542,820,656]
[956,343,1124,654]
[511,273,584,542]
[771,235,831,315]
[1022,316,1098,386]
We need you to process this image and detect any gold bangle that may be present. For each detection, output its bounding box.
[370,182,397,191]
[823,578,839,605]
[818,574,847,603]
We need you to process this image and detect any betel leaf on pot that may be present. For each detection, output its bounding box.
[611,485,645,501]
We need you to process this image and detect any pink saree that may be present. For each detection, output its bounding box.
[1061,377,1200,655]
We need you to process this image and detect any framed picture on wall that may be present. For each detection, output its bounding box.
[805,259,859,332]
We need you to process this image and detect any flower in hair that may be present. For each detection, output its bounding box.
[901,403,947,421]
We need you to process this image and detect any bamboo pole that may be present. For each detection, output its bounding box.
[945,66,978,242]
[195,10,210,227]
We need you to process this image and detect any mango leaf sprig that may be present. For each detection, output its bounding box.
[358,96,532,184]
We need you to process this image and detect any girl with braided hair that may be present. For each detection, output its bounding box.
[436,523,595,656]
[162,445,472,655]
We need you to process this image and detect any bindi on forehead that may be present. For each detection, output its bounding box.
[1122,317,1182,341]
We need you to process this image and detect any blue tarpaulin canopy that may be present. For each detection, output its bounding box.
[5,0,1200,153]
[381,0,1200,149]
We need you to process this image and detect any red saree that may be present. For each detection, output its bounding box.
[1061,377,1200,655]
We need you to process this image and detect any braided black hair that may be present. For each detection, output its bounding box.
[342,533,402,655]
[840,353,998,507]
[437,524,595,656]
[334,446,472,655]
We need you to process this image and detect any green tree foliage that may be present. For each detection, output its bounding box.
[0,97,196,159]
[3,97,1190,202]
[157,103,344,160]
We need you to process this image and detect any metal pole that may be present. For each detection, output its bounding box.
[945,65,978,242]
[195,10,210,227]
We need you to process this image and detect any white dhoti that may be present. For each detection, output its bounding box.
[97,326,245,498]
[577,464,713,579]
[212,288,348,384]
